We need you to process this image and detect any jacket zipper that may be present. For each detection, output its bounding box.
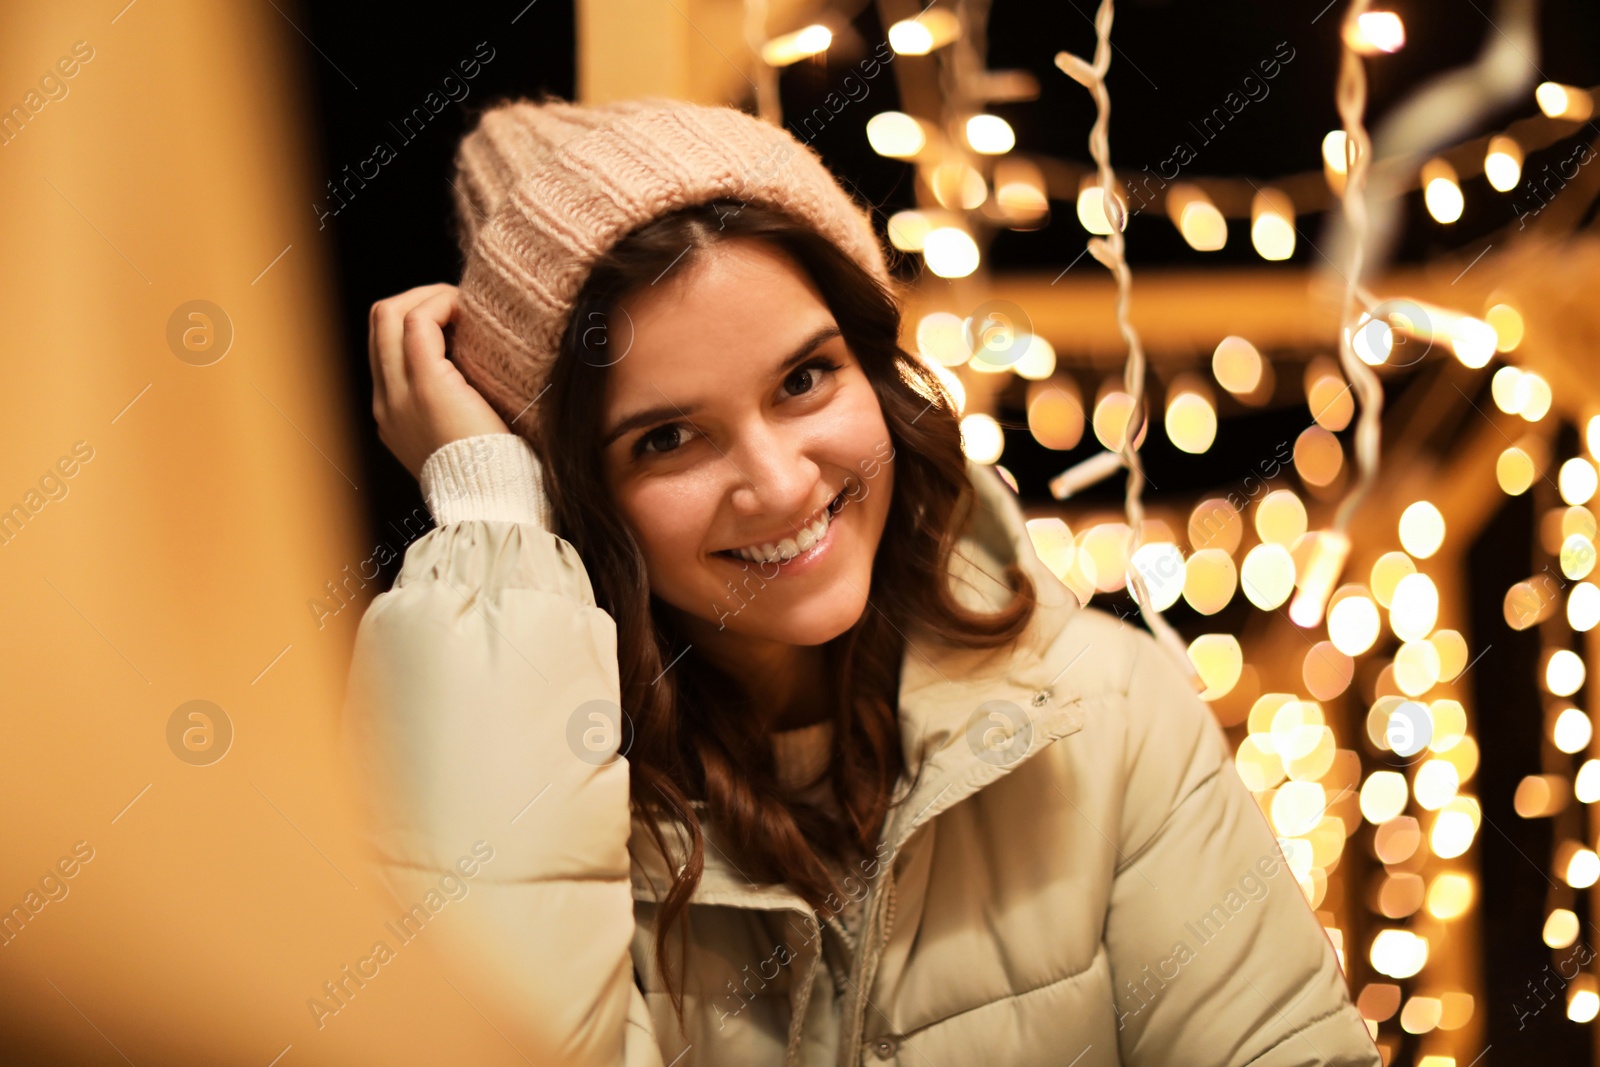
[839,843,902,1063]
[880,878,898,958]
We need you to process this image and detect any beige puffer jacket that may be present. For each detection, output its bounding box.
[340,434,1381,1067]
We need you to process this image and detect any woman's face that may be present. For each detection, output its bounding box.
[599,237,895,651]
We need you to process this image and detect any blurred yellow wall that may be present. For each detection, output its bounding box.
[0,3,549,1063]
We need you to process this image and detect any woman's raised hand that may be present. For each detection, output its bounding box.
[368,283,511,481]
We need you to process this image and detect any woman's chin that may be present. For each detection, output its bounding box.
[691,581,868,646]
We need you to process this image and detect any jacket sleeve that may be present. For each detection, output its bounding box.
[418,433,553,528]
[339,438,663,1066]
[1102,628,1381,1067]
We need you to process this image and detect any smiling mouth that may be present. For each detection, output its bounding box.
[715,488,849,566]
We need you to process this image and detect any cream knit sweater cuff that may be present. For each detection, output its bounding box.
[418,434,552,528]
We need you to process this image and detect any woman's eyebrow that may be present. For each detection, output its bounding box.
[600,323,843,449]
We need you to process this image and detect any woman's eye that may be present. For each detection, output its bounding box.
[784,356,843,398]
[635,423,693,457]
[632,357,842,459]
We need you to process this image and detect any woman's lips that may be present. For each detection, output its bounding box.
[714,489,848,571]
[717,488,847,561]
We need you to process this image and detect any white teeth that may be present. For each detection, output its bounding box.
[802,513,827,544]
[732,504,833,564]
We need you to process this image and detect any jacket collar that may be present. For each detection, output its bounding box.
[881,459,1091,852]
[630,459,1093,908]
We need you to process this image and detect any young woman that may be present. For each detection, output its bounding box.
[343,96,1380,1066]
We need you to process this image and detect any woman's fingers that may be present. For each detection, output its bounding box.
[371,283,456,408]
[400,286,511,440]
[399,287,461,386]
[366,281,509,480]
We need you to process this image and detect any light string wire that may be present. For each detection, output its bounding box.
[1331,0,1385,540]
[1295,0,1539,629]
[1282,0,1388,632]
[1328,0,1536,537]
[1053,0,1198,684]
[1332,0,1540,280]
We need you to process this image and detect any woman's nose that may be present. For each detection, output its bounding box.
[726,421,819,519]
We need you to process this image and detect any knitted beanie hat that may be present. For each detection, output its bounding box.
[447,94,893,432]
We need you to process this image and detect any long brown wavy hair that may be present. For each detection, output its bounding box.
[525,199,1038,1018]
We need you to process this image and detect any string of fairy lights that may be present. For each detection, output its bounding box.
[1505,415,1600,1023]
[1048,0,1197,683]
[748,2,1600,1062]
